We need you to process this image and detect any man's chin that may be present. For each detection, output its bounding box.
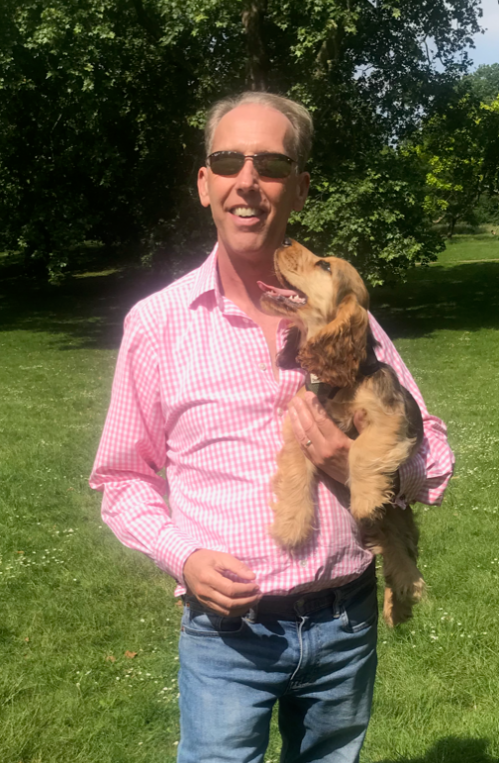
[221,230,282,261]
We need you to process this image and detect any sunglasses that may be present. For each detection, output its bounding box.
[206,151,297,179]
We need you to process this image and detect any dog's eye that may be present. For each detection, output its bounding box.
[316,259,331,273]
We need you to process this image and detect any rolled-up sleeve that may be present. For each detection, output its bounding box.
[370,314,455,506]
[89,306,200,583]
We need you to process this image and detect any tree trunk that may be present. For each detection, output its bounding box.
[242,0,269,91]
[447,215,458,238]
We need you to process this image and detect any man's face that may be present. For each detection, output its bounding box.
[197,103,310,264]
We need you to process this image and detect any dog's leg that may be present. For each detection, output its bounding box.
[381,505,425,610]
[382,587,414,628]
[348,418,415,522]
[363,507,425,627]
[270,416,317,549]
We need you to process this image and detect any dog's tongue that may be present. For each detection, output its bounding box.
[257,280,298,298]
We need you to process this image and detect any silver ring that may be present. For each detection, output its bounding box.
[305,439,312,447]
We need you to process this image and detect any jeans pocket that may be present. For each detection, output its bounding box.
[339,581,378,634]
[181,604,245,637]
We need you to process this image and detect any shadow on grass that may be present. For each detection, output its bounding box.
[0,266,175,350]
[2,255,499,350]
[375,736,498,763]
[370,261,499,339]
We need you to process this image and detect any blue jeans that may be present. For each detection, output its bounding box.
[177,565,377,763]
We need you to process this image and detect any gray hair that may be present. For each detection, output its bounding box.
[204,92,314,172]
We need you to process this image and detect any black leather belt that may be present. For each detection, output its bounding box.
[246,561,376,622]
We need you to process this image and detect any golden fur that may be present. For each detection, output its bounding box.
[260,239,425,627]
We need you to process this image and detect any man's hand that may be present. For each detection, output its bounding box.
[183,549,261,616]
[288,391,361,485]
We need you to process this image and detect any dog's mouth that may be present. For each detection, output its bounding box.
[257,276,307,309]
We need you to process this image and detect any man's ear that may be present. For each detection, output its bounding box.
[293,171,310,212]
[197,167,211,208]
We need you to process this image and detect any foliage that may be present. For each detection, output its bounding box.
[407,86,499,236]
[466,62,499,103]
[0,0,205,279]
[0,0,484,282]
[474,194,499,226]
[291,150,444,286]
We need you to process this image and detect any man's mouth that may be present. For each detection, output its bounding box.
[230,206,262,219]
[257,279,308,307]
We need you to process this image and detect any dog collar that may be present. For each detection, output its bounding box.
[305,374,340,401]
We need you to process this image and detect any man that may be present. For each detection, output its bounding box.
[90,92,453,762]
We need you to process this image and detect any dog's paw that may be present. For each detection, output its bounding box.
[383,587,414,628]
[349,497,384,523]
[269,506,312,549]
[391,569,426,604]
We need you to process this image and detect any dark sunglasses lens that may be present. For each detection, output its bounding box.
[209,154,245,175]
[254,155,293,178]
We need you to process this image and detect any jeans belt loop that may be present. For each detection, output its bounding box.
[246,607,257,624]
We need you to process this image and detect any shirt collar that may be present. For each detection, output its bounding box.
[188,243,223,310]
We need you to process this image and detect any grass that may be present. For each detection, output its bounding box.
[1,234,499,762]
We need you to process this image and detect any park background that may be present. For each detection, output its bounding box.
[1,1,499,761]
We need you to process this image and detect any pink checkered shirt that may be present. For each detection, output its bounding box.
[90,246,454,596]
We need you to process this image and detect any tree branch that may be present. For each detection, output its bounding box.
[132,0,161,42]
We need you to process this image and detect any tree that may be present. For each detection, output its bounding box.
[0,0,484,282]
[467,63,499,103]
[408,85,499,236]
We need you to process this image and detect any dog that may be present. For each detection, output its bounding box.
[259,238,425,627]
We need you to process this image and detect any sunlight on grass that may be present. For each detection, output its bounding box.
[1,234,499,762]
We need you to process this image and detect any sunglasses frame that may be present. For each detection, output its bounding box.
[206,151,298,178]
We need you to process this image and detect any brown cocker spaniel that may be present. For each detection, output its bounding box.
[259,239,425,627]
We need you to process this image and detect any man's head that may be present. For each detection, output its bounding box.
[204,92,314,173]
[197,93,313,267]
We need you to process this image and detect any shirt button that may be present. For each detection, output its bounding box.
[300,560,307,567]
[277,407,283,416]
[258,362,267,371]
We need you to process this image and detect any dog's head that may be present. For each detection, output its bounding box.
[259,239,370,387]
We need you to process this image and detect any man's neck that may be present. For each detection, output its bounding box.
[217,240,281,315]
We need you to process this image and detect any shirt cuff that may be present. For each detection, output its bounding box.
[154,525,202,587]
[395,454,426,507]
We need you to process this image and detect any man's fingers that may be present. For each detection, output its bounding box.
[183,549,260,615]
[193,571,261,616]
[289,399,317,446]
[206,570,260,599]
[289,395,328,450]
[304,391,338,433]
[201,589,262,617]
[214,552,257,582]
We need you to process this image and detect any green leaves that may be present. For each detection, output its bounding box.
[290,151,443,285]
[0,0,486,281]
[407,81,499,235]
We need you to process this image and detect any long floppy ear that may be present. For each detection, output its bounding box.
[297,293,369,388]
[276,326,302,370]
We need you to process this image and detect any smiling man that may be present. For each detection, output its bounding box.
[90,92,453,762]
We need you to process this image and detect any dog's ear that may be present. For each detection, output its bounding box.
[298,293,369,387]
[276,326,302,369]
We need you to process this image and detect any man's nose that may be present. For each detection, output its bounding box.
[235,156,260,189]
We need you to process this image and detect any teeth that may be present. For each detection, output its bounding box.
[233,207,259,217]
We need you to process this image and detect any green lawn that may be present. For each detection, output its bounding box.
[1,235,499,763]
